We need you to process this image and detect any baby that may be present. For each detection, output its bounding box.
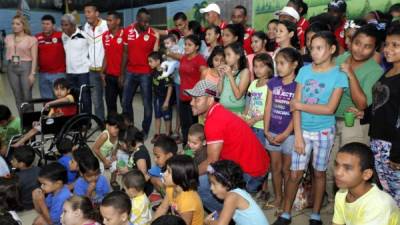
[158,34,180,80]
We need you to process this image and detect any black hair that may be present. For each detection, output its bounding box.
[122,169,145,191]
[209,160,245,190]
[309,13,336,32]
[305,22,331,36]
[154,135,178,155]
[188,20,203,38]
[368,10,386,22]
[205,25,221,37]
[188,123,205,141]
[41,14,55,24]
[276,47,304,74]
[101,191,131,215]
[39,162,67,184]
[225,42,248,71]
[234,5,247,17]
[166,155,198,191]
[107,11,122,20]
[0,211,19,225]
[165,33,177,43]
[151,215,186,225]
[339,143,375,182]
[83,1,98,12]
[169,30,181,41]
[66,196,100,222]
[268,19,279,26]
[224,23,245,44]
[119,126,144,147]
[72,146,94,166]
[185,34,202,52]
[352,24,382,51]
[278,20,300,49]
[207,46,225,67]
[13,145,35,166]
[266,19,279,52]
[173,12,187,21]
[386,20,400,36]
[137,8,150,17]
[288,0,308,16]
[148,51,163,62]
[311,31,339,57]
[390,3,400,14]
[0,105,11,121]
[53,77,70,90]
[253,53,274,79]
[106,114,123,129]
[57,137,73,155]
[77,150,100,175]
[252,31,267,52]
[0,176,22,211]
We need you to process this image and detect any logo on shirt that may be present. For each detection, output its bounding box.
[303,79,326,104]
[52,37,58,43]
[144,34,149,41]
[244,33,250,40]
[117,37,122,44]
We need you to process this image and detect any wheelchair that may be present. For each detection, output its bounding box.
[7,85,105,165]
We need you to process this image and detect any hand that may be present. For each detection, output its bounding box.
[217,65,226,77]
[118,76,124,88]
[162,102,169,111]
[100,73,106,87]
[28,73,35,87]
[221,65,233,77]
[389,160,400,170]
[204,211,217,225]
[294,135,305,155]
[117,167,129,175]
[246,118,256,126]
[88,181,97,192]
[340,60,353,76]
[32,188,45,201]
[154,31,160,40]
[347,107,364,119]
[104,159,112,169]
[290,99,302,112]
[272,133,288,145]
[265,132,274,144]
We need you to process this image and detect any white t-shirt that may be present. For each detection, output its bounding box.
[0,156,10,177]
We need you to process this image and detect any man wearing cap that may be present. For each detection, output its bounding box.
[231,5,255,55]
[276,6,306,50]
[186,79,270,212]
[328,0,347,53]
[200,3,227,30]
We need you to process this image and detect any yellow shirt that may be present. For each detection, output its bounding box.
[166,187,204,225]
[130,193,152,225]
[333,185,400,225]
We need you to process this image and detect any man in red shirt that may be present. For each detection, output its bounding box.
[35,15,66,99]
[121,8,158,136]
[186,79,270,212]
[200,3,227,30]
[231,5,255,55]
[328,0,347,54]
[102,11,124,116]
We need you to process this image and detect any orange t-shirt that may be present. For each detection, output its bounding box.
[166,187,204,225]
[202,68,220,85]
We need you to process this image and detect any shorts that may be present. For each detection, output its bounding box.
[252,127,266,147]
[153,95,172,120]
[265,132,294,155]
[291,126,335,172]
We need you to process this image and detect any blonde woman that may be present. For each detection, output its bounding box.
[5,15,38,113]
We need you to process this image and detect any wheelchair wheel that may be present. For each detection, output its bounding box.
[57,113,105,149]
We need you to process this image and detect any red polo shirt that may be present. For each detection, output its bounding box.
[297,17,309,49]
[335,19,347,50]
[123,23,156,74]
[205,103,270,177]
[103,29,124,76]
[243,27,255,55]
[179,54,207,101]
[35,31,66,73]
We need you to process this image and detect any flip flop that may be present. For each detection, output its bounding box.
[263,202,277,210]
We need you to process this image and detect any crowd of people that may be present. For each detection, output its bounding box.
[1,0,400,225]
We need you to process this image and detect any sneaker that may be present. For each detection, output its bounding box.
[272,217,291,225]
[151,134,160,144]
[309,219,323,225]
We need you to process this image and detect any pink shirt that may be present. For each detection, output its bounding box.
[5,34,37,61]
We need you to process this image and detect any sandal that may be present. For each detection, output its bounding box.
[263,201,277,210]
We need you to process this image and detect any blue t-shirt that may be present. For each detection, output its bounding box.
[73,175,110,204]
[58,155,77,184]
[45,185,71,225]
[231,188,270,225]
[295,64,348,131]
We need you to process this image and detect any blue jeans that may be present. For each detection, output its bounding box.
[105,75,123,116]
[122,73,153,134]
[39,73,65,99]
[89,71,105,121]
[198,174,223,212]
[66,73,91,114]
[252,127,267,148]
[243,173,265,193]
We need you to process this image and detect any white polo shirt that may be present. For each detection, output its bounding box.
[83,19,108,70]
[62,28,90,74]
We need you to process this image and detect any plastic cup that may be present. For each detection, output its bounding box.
[117,160,126,168]
[344,112,355,127]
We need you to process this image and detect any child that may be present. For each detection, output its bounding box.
[57,138,78,184]
[92,115,120,173]
[204,160,269,225]
[273,31,348,225]
[32,162,72,225]
[274,20,299,57]
[148,135,178,194]
[201,46,225,85]
[332,143,400,225]
[73,150,110,205]
[11,145,41,210]
[148,51,173,143]
[12,78,76,148]
[343,19,366,49]
[218,42,250,114]
[222,24,244,47]
[204,25,221,58]
[266,19,279,53]
[185,123,207,166]
[159,34,180,80]
[0,176,23,224]
[61,196,101,225]
[303,22,330,65]
[0,104,21,156]
[153,155,204,225]
[263,48,302,211]
[100,191,132,225]
[246,31,268,79]
[122,170,152,225]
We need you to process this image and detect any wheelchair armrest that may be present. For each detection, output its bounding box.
[47,102,77,109]
[27,98,55,104]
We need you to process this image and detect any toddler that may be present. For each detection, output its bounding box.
[159,34,180,80]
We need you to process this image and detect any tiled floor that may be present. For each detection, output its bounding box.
[0,72,334,225]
